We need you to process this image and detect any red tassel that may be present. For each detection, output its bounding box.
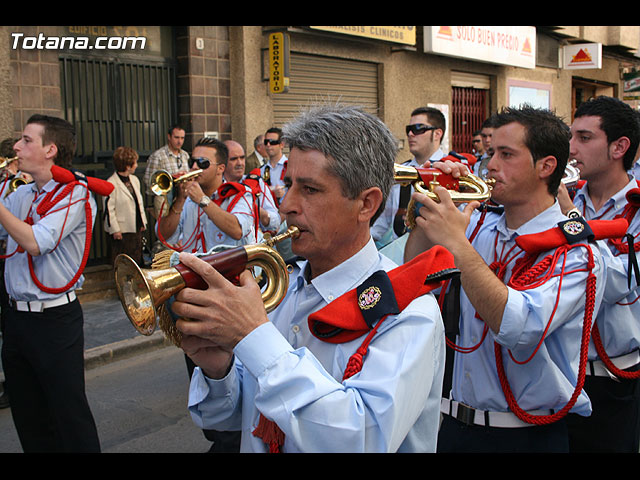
[252,414,285,453]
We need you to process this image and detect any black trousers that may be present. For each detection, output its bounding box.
[437,414,570,453]
[567,368,640,453]
[1,299,101,452]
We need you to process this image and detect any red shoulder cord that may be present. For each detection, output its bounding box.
[439,208,598,425]
[25,167,113,295]
[591,184,640,380]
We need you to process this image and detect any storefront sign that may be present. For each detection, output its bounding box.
[624,70,640,100]
[423,26,536,69]
[269,32,290,94]
[562,43,602,69]
[310,26,416,46]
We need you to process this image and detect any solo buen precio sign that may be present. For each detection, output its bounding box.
[269,32,290,94]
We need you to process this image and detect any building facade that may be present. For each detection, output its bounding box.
[1,25,639,266]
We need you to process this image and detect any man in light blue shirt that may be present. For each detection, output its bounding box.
[157,137,256,252]
[405,106,608,452]
[372,106,447,248]
[558,96,640,452]
[170,105,447,452]
[0,115,100,452]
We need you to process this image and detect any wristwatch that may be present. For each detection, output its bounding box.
[198,195,211,209]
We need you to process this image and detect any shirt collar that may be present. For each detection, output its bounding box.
[575,176,636,216]
[495,201,564,242]
[293,237,380,303]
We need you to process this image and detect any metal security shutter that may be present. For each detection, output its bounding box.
[272,53,379,126]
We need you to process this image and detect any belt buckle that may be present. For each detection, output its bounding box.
[455,402,476,426]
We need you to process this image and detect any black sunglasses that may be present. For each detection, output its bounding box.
[405,124,437,136]
[188,157,212,169]
[264,138,281,146]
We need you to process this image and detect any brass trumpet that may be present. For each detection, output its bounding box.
[0,156,17,170]
[563,159,580,187]
[394,163,495,204]
[114,226,300,340]
[149,169,203,196]
[8,175,29,194]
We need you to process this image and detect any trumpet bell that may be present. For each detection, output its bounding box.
[149,169,203,196]
[114,226,300,338]
[114,254,186,335]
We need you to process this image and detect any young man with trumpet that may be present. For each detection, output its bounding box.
[557,96,640,453]
[0,115,101,452]
[171,104,450,452]
[156,137,256,253]
[405,106,610,452]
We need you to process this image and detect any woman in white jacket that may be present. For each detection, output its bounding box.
[104,146,148,265]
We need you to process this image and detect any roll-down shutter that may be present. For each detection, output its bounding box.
[272,53,379,126]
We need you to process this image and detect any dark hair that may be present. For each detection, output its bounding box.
[491,105,569,196]
[410,106,446,135]
[265,127,283,141]
[574,96,640,171]
[0,138,17,158]
[113,146,139,172]
[167,124,185,136]
[481,116,497,130]
[194,137,229,166]
[26,114,76,168]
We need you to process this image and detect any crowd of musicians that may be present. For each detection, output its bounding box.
[1,96,640,453]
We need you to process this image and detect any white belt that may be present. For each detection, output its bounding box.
[588,350,640,378]
[441,397,554,429]
[10,291,76,312]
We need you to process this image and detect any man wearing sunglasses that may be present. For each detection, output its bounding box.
[259,127,288,201]
[371,107,446,249]
[157,137,256,253]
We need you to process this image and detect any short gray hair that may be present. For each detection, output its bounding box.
[281,104,397,224]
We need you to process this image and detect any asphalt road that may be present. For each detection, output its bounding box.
[0,345,213,453]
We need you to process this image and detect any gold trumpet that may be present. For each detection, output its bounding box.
[8,175,30,194]
[114,226,300,343]
[394,163,495,204]
[0,156,17,170]
[149,169,203,196]
[563,159,580,187]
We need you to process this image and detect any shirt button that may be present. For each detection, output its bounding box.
[292,325,300,333]
[328,295,334,301]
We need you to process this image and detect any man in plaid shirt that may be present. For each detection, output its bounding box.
[144,124,190,218]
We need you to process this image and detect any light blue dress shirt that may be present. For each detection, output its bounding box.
[0,179,97,302]
[158,187,256,252]
[259,155,287,188]
[450,202,606,416]
[572,178,640,360]
[187,238,446,452]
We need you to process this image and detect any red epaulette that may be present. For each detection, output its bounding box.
[515,218,629,254]
[308,245,458,344]
[215,181,247,210]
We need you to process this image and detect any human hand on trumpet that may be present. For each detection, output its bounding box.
[171,251,269,378]
[407,160,482,254]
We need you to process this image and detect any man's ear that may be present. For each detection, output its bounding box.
[44,142,58,162]
[358,187,383,224]
[537,155,557,181]
[610,136,631,162]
